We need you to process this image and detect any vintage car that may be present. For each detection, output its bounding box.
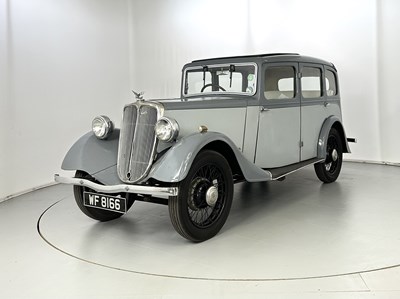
[55,53,353,242]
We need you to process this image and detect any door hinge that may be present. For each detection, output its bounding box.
[297,72,302,79]
[299,141,304,147]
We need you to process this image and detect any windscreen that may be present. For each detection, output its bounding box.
[184,64,257,96]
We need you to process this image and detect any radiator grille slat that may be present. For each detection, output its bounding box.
[117,102,161,183]
[118,106,137,179]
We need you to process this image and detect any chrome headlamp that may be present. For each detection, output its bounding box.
[154,117,179,142]
[92,115,114,139]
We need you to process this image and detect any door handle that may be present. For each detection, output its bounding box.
[324,102,330,107]
[260,106,270,112]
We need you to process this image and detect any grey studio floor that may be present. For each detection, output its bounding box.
[1,162,400,299]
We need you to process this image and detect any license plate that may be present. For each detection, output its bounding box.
[83,192,127,214]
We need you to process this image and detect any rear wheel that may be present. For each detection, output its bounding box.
[168,150,234,242]
[314,128,343,183]
[73,171,135,222]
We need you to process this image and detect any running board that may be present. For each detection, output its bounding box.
[264,158,324,181]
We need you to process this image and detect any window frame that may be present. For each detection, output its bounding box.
[324,67,339,98]
[261,62,300,108]
[182,63,258,97]
[299,64,324,100]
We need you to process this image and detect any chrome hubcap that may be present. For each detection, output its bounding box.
[332,149,338,162]
[206,186,218,207]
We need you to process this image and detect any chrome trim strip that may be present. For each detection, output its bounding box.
[54,174,178,197]
[272,159,325,181]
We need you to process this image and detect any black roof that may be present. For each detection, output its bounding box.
[192,53,299,63]
[188,53,334,67]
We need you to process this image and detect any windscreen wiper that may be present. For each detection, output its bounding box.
[202,66,208,88]
[229,64,235,88]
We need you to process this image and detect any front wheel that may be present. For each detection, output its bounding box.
[168,150,234,242]
[314,128,343,183]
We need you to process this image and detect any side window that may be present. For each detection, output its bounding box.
[264,66,295,100]
[325,70,337,96]
[301,67,322,98]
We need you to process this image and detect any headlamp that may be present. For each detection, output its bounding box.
[154,117,179,142]
[92,115,114,139]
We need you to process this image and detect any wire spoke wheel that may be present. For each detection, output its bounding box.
[168,150,234,242]
[314,128,343,183]
[187,164,226,228]
[325,135,339,173]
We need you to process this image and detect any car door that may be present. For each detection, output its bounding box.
[299,63,328,161]
[254,62,301,168]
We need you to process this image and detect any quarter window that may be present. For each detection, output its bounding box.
[325,70,337,96]
[301,67,322,98]
[264,66,295,100]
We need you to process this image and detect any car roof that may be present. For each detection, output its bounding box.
[187,53,334,68]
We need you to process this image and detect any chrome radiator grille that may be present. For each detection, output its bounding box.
[117,102,163,183]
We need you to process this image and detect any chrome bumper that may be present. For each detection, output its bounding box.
[54,174,178,197]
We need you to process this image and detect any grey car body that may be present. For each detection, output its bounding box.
[56,53,351,242]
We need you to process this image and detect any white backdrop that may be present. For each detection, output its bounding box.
[1,0,399,199]
[0,0,132,199]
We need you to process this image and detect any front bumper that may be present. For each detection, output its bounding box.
[54,174,178,197]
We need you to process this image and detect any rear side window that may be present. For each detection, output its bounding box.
[301,67,322,98]
[325,70,337,96]
[265,66,295,100]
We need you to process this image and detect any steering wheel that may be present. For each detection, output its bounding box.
[201,84,226,92]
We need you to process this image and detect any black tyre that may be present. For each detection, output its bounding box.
[314,128,343,183]
[168,150,234,242]
[73,171,135,222]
